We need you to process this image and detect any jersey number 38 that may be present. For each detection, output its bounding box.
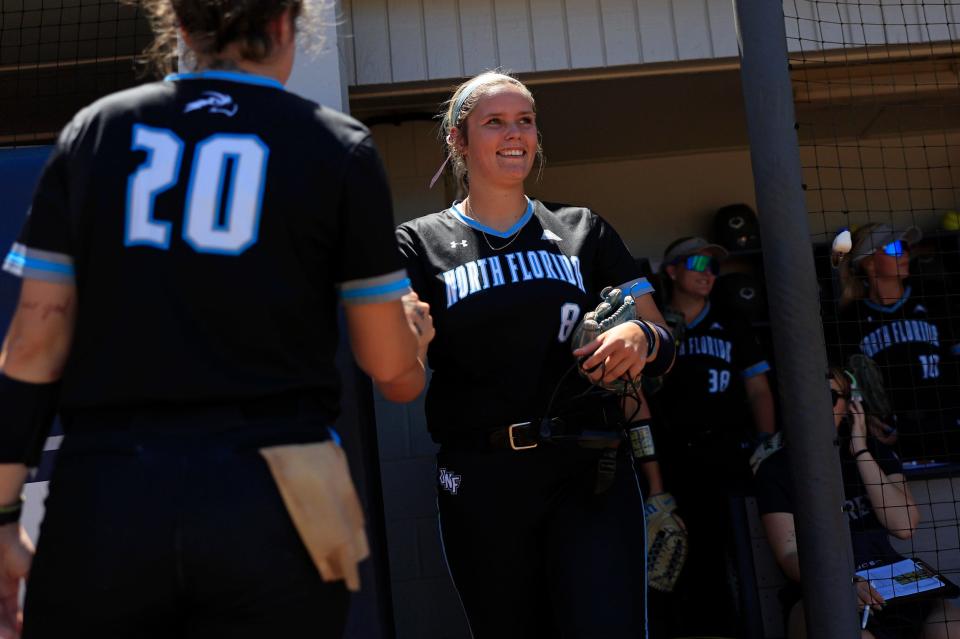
[125,124,269,255]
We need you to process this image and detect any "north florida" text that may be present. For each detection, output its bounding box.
[442,250,585,308]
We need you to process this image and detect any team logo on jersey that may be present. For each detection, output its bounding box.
[678,335,733,363]
[438,467,462,495]
[184,91,239,117]
[450,240,468,249]
[441,251,586,308]
[859,319,940,358]
[541,229,563,242]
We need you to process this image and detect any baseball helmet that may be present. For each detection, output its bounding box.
[712,271,767,321]
[713,204,761,251]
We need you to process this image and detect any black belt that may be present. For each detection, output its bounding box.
[443,418,622,452]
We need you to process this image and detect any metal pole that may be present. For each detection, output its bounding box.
[732,1,859,637]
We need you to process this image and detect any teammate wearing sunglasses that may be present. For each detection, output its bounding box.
[833,223,960,463]
[646,236,776,637]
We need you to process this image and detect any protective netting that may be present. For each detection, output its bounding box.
[1,0,154,147]
[774,1,960,636]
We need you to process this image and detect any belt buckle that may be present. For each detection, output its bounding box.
[507,422,538,451]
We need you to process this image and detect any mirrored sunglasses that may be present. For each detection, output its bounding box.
[682,255,721,275]
[882,239,905,257]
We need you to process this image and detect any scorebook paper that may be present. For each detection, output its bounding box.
[857,559,947,601]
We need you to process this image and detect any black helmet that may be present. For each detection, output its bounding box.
[712,271,766,321]
[713,204,760,251]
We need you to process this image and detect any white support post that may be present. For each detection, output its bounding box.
[287,0,350,113]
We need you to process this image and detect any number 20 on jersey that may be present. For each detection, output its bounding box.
[125,124,268,255]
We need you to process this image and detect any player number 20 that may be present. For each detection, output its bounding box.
[125,124,269,255]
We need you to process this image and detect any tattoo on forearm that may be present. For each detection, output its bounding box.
[21,300,71,320]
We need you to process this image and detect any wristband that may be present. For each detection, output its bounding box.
[630,320,658,359]
[853,449,871,459]
[636,322,675,378]
[0,374,61,465]
[0,496,23,526]
[627,419,656,461]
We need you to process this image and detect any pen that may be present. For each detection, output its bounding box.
[861,604,871,629]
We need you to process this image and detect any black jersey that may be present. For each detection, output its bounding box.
[3,71,408,419]
[652,302,769,435]
[396,200,651,439]
[755,442,904,569]
[831,282,960,455]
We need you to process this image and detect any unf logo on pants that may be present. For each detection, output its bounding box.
[439,467,462,495]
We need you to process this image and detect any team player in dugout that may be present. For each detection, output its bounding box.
[648,236,776,637]
[396,71,676,637]
[832,223,960,463]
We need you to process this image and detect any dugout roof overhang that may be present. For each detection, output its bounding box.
[348,42,960,165]
[2,9,959,153]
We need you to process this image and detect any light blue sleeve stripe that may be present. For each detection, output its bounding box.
[340,277,411,300]
[742,361,771,378]
[327,427,342,447]
[5,252,75,275]
[617,277,654,298]
[952,344,960,356]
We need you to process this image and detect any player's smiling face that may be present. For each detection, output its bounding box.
[461,85,537,188]
[674,250,716,298]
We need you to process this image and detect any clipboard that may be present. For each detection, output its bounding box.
[857,558,960,604]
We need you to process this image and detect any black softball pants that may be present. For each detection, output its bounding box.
[436,443,647,639]
[22,403,348,639]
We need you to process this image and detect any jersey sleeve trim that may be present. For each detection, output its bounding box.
[951,344,960,356]
[2,243,76,284]
[615,277,654,298]
[742,361,771,378]
[339,269,411,305]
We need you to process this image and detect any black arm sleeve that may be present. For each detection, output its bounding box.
[755,451,795,516]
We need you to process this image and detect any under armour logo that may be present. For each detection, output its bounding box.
[450,240,468,249]
[915,304,927,314]
[709,322,724,330]
[439,467,462,495]
[184,91,239,117]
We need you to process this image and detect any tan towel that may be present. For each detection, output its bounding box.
[260,442,370,592]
